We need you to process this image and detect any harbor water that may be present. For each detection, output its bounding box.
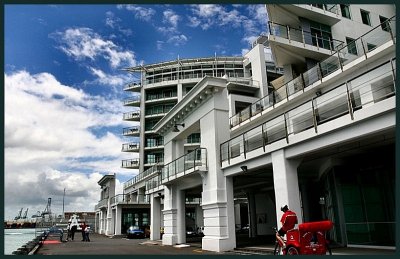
[4,228,37,255]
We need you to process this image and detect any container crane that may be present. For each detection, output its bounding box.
[14,208,23,220]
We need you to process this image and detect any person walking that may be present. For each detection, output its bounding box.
[84,226,91,242]
[66,222,71,241]
[81,223,87,241]
[70,224,77,241]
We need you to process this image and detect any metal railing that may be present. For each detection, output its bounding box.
[146,92,177,101]
[230,16,396,128]
[123,95,141,105]
[110,194,149,205]
[123,111,140,120]
[308,4,339,15]
[124,164,163,189]
[268,21,345,52]
[122,142,140,152]
[124,81,141,91]
[122,126,140,136]
[161,148,207,182]
[145,174,162,191]
[121,158,140,168]
[95,198,108,210]
[222,59,396,164]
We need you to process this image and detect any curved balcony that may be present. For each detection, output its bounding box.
[123,111,140,121]
[122,142,140,152]
[123,95,141,107]
[121,158,140,169]
[123,126,140,137]
[124,81,141,92]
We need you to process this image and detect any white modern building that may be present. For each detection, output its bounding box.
[95,4,396,252]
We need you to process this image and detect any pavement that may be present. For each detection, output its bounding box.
[35,233,396,255]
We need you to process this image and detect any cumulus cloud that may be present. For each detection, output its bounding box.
[4,70,136,219]
[51,27,136,68]
[117,4,156,22]
[105,11,133,36]
[167,34,188,46]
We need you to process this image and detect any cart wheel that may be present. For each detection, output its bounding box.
[286,246,299,255]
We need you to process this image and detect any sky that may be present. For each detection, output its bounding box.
[4,4,268,220]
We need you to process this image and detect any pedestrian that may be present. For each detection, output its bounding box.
[85,226,91,242]
[81,223,87,241]
[70,224,77,241]
[66,222,71,241]
[276,205,298,248]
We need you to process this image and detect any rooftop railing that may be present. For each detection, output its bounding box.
[230,16,395,129]
[268,21,345,52]
[222,58,396,165]
[161,148,207,183]
[122,126,140,136]
[124,164,163,189]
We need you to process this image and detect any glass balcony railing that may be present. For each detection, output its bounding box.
[161,148,207,183]
[124,164,163,189]
[222,59,396,164]
[110,194,149,205]
[268,21,345,51]
[122,126,140,136]
[230,16,396,128]
[121,158,140,168]
[124,81,141,91]
[123,95,141,106]
[122,142,139,152]
[123,111,140,121]
[145,174,162,191]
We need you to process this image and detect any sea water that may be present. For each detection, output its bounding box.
[4,228,37,255]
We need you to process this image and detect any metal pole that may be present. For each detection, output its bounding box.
[62,188,65,220]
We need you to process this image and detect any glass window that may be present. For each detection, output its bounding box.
[379,16,390,32]
[360,10,371,26]
[340,4,351,19]
[346,37,358,55]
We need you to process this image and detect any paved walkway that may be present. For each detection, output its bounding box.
[35,233,396,255]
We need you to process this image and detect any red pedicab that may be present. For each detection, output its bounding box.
[274,220,333,255]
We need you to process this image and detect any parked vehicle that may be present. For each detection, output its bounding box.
[127,226,145,239]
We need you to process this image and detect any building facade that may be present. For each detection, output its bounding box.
[95,4,396,252]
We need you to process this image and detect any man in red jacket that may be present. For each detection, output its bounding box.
[276,205,298,248]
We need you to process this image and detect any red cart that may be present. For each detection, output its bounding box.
[274,220,333,255]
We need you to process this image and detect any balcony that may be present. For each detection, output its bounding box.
[161,148,207,184]
[124,164,163,189]
[123,111,140,121]
[95,198,108,210]
[145,174,163,194]
[145,92,178,105]
[222,59,396,167]
[121,158,140,169]
[122,142,139,152]
[110,194,149,206]
[144,158,164,168]
[268,21,345,66]
[226,77,260,94]
[230,16,396,129]
[123,95,141,107]
[123,126,140,137]
[124,81,141,92]
[277,5,341,26]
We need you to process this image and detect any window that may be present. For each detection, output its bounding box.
[360,10,371,26]
[346,37,358,55]
[379,16,390,32]
[367,43,377,52]
[340,4,351,19]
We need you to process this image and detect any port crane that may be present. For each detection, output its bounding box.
[41,198,52,220]
[22,208,28,219]
[14,208,23,220]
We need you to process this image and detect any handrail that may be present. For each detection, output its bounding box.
[122,126,140,136]
[123,95,141,105]
[230,16,396,129]
[123,111,140,120]
[121,158,140,168]
[122,142,140,152]
[123,164,163,189]
[222,58,396,165]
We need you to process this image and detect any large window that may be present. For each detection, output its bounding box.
[310,20,333,50]
[379,16,390,32]
[346,37,358,55]
[360,9,371,26]
[340,4,351,19]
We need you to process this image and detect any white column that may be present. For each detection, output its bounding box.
[176,189,186,244]
[271,149,302,228]
[162,185,178,245]
[115,206,122,235]
[247,192,257,238]
[200,109,235,252]
[150,193,161,240]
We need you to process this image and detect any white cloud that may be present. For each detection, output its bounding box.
[4,70,136,220]
[156,40,164,50]
[117,4,156,22]
[166,34,188,46]
[51,27,136,68]
[88,67,130,86]
[163,9,180,28]
[105,11,133,36]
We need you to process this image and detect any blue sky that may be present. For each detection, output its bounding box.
[4,4,268,219]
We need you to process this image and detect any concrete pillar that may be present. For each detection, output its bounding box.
[115,206,122,235]
[177,189,186,244]
[200,109,235,252]
[162,185,178,245]
[150,193,161,240]
[271,149,302,228]
[177,83,183,101]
